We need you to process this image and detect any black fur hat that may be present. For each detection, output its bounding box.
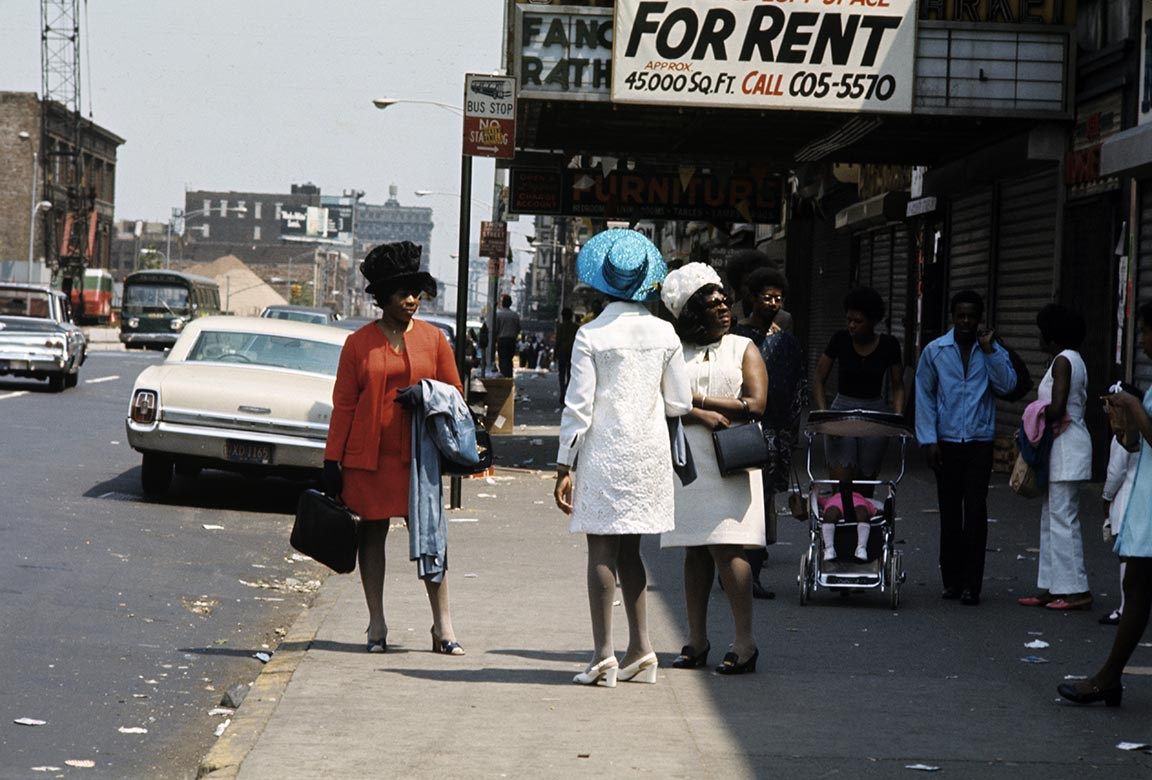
[360,241,437,297]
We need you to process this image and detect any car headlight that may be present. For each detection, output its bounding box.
[130,389,158,424]
[127,317,140,328]
[170,318,185,331]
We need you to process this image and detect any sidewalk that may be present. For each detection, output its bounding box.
[199,372,1152,779]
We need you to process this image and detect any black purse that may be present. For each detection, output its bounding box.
[290,489,360,574]
[441,411,494,476]
[712,421,771,476]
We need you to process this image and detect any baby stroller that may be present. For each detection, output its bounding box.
[796,409,912,608]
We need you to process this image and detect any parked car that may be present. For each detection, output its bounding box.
[334,315,455,346]
[0,283,87,392]
[260,305,339,325]
[125,316,350,496]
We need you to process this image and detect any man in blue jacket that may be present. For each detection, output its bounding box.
[916,290,1017,606]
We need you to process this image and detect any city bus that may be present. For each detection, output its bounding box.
[70,268,115,324]
[120,270,220,349]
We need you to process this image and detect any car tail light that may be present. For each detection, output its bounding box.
[131,390,158,424]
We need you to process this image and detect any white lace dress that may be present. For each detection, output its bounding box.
[662,334,766,548]
[558,302,693,535]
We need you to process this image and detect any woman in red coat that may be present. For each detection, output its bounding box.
[323,241,464,654]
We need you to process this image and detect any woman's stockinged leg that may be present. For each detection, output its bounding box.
[1094,558,1152,687]
[617,535,654,666]
[586,534,621,662]
[683,545,714,653]
[712,545,756,659]
[425,576,455,643]
[357,520,390,641]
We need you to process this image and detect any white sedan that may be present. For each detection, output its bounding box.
[125,316,350,496]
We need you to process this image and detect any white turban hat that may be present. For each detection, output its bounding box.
[660,262,722,320]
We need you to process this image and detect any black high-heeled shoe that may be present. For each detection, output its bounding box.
[716,648,758,675]
[431,628,465,656]
[1057,680,1122,706]
[671,643,710,669]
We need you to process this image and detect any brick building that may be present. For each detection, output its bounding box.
[0,91,123,281]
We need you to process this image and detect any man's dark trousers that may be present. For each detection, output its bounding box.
[935,441,994,595]
[497,337,516,377]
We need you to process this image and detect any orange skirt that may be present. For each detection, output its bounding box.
[342,452,410,522]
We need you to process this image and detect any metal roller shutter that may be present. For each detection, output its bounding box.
[947,190,994,301]
[871,228,894,333]
[992,170,1059,437]
[856,230,874,289]
[1136,181,1152,389]
[890,227,911,356]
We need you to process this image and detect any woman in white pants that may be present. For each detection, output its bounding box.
[1018,304,1092,611]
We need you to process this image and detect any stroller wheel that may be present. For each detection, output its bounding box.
[888,550,903,610]
[798,553,811,606]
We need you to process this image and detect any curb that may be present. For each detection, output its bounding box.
[196,573,338,779]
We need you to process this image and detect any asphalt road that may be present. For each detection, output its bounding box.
[0,351,329,778]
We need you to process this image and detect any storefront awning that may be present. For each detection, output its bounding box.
[1100,124,1152,179]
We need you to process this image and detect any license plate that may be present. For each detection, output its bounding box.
[225,440,273,465]
[0,360,30,371]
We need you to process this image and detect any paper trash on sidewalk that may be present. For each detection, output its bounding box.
[14,718,46,726]
[477,493,496,498]
[1116,742,1152,753]
[30,767,62,772]
[253,652,272,663]
[117,726,148,734]
[201,524,225,531]
[905,765,941,772]
[1020,655,1049,664]
[214,719,231,737]
[1024,640,1050,649]
[449,517,479,523]
[65,760,96,768]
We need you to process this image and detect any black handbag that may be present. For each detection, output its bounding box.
[712,421,771,476]
[290,489,360,574]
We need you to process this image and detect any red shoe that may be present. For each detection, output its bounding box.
[1046,595,1093,611]
[1017,593,1054,607]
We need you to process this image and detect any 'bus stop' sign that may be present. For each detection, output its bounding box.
[463,74,516,159]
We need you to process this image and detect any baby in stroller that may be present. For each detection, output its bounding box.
[817,488,873,562]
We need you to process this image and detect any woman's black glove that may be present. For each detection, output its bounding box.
[322,460,343,499]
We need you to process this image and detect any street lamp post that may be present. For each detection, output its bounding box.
[374,96,471,510]
[166,205,247,269]
[17,131,47,283]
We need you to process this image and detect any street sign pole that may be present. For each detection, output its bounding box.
[449,73,516,509]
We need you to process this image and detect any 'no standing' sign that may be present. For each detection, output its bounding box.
[463,74,516,159]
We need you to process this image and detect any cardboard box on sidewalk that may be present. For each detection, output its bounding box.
[481,377,515,435]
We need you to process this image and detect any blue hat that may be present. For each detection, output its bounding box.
[575,229,667,302]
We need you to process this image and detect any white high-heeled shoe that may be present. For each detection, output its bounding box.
[617,652,658,684]
[573,656,618,687]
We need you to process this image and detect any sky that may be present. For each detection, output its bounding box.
[0,1,530,305]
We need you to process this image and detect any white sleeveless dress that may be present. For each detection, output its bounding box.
[662,334,766,548]
[1038,349,1091,482]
